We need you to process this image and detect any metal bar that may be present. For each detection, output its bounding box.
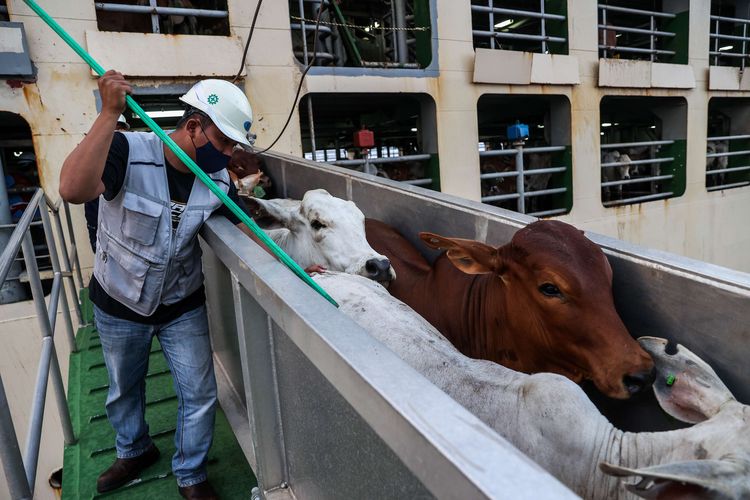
[393,0,408,64]
[706,165,750,174]
[360,61,421,68]
[598,45,675,55]
[479,145,567,156]
[402,178,433,186]
[21,233,76,446]
[597,24,675,37]
[540,0,546,53]
[331,153,432,166]
[603,191,674,207]
[710,14,750,25]
[0,190,43,287]
[601,140,674,149]
[529,207,568,217]
[707,134,750,141]
[148,0,159,34]
[290,23,333,35]
[40,204,77,351]
[598,5,676,19]
[482,193,520,202]
[480,171,519,180]
[55,204,83,324]
[94,2,228,18]
[23,337,53,495]
[708,51,750,58]
[0,376,32,500]
[707,149,750,158]
[470,5,565,21]
[488,0,494,50]
[515,149,525,213]
[709,32,750,42]
[298,0,309,65]
[602,157,674,168]
[707,181,750,191]
[524,187,567,198]
[649,15,655,62]
[602,7,608,58]
[46,273,62,334]
[294,51,335,61]
[473,30,567,43]
[602,174,674,187]
[714,18,720,66]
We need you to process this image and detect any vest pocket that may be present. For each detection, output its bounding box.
[99,235,150,305]
[121,192,163,246]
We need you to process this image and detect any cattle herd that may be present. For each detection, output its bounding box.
[245,189,749,499]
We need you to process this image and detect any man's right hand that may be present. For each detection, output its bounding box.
[99,70,132,117]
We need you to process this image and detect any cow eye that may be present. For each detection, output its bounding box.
[539,283,562,297]
[310,219,326,230]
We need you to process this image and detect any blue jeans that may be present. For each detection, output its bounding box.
[94,304,217,487]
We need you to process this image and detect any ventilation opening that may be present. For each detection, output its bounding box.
[95,0,230,36]
[706,98,750,192]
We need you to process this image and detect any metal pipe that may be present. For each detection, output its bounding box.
[598,45,675,56]
[515,147,525,213]
[540,0,546,53]
[707,149,750,158]
[290,23,332,35]
[482,193,520,203]
[147,0,159,34]
[393,0,408,64]
[602,174,674,187]
[23,336,53,495]
[707,181,750,191]
[52,208,82,325]
[707,134,750,141]
[706,165,750,174]
[596,24,675,37]
[709,32,750,43]
[402,178,432,186]
[0,375,31,500]
[598,4,675,19]
[708,51,750,58]
[62,201,84,290]
[21,233,76,446]
[470,5,565,21]
[488,0,495,50]
[94,2,228,18]
[710,14,750,25]
[524,186,567,198]
[529,207,568,217]
[40,205,77,352]
[601,140,674,149]
[46,273,62,334]
[473,30,567,43]
[480,171,520,180]
[331,154,432,166]
[603,191,674,207]
[602,157,674,168]
[306,96,317,157]
[480,145,566,157]
[650,15,655,62]
[297,0,309,65]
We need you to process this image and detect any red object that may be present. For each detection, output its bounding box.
[353,129,375,149]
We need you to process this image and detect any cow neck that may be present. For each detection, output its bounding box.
[461,271,516,365]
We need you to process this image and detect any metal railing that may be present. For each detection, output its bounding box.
[471,1,567,53]
[328,153,434,188]
[601,140,675,207]
[598,4,676,62]
[0,189,83,499]
[479,145,568,217]
[94,1,227,34]
[706,134,750,192]
[710,14,750,70]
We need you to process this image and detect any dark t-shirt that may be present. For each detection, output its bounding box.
[89,131,247,325]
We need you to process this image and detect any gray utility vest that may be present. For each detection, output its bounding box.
[94,131,229,316]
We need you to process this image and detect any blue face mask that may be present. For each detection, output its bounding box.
[192,129,231,174]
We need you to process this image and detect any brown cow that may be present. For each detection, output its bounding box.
[365,218,655,399]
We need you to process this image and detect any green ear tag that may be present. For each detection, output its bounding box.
[666,374,676,386]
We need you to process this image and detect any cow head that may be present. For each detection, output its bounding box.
[601,337,750,499]
[248,190,396,284]
[419,220,654,399]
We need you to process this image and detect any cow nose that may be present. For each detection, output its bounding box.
[365,258,392,281]
[623,367,656,396]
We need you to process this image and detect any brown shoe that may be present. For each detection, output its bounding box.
[178,479,219,499]
[96,443,160,493]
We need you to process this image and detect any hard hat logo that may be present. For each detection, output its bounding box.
[180,79,254,147]
[243,121,251,132]
[207,94,219,105]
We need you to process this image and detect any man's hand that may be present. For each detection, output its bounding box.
[304,264,327,275]
[99,70,132,117]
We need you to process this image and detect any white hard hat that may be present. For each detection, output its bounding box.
[117,114,130,130]
[179,79,254,147]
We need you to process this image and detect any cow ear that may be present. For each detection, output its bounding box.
[637,337,735,424]
[600,458,750,500]
[245,198,301,227]
[419,232,499,274]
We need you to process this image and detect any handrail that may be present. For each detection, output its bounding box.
[598,3,677,62]
[471,0,568,53]
[710,14,750,69]
[0,188,80,499]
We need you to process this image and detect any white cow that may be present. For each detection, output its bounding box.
[248,189,395,283]
[707,140,729,187]
[313,272,750,500]
[601,150,633,201]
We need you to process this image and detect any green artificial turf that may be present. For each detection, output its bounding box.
[62,290,257,499]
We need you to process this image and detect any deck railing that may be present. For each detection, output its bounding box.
[598,4,676,62]
[0,189,83,499]
[706,134,750,192]
[94,1,227,34]
[471,1,567,53]
[710,14,750,70]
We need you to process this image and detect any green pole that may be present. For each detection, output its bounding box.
[23,0,338,306]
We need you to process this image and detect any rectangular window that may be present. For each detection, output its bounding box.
[471,0,568,54]
[709,1,750,69]
[706,98,750,192]
[95,1,229,36]
[289,0,433,69]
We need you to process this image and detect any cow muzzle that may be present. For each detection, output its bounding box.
[364,257,396,284]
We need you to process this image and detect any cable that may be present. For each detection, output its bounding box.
[232,0,263,84]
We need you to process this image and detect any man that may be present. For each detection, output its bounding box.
[84,114,129,251]
[60,70,265,499]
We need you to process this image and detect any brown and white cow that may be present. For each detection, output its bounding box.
[366,219,654,399]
